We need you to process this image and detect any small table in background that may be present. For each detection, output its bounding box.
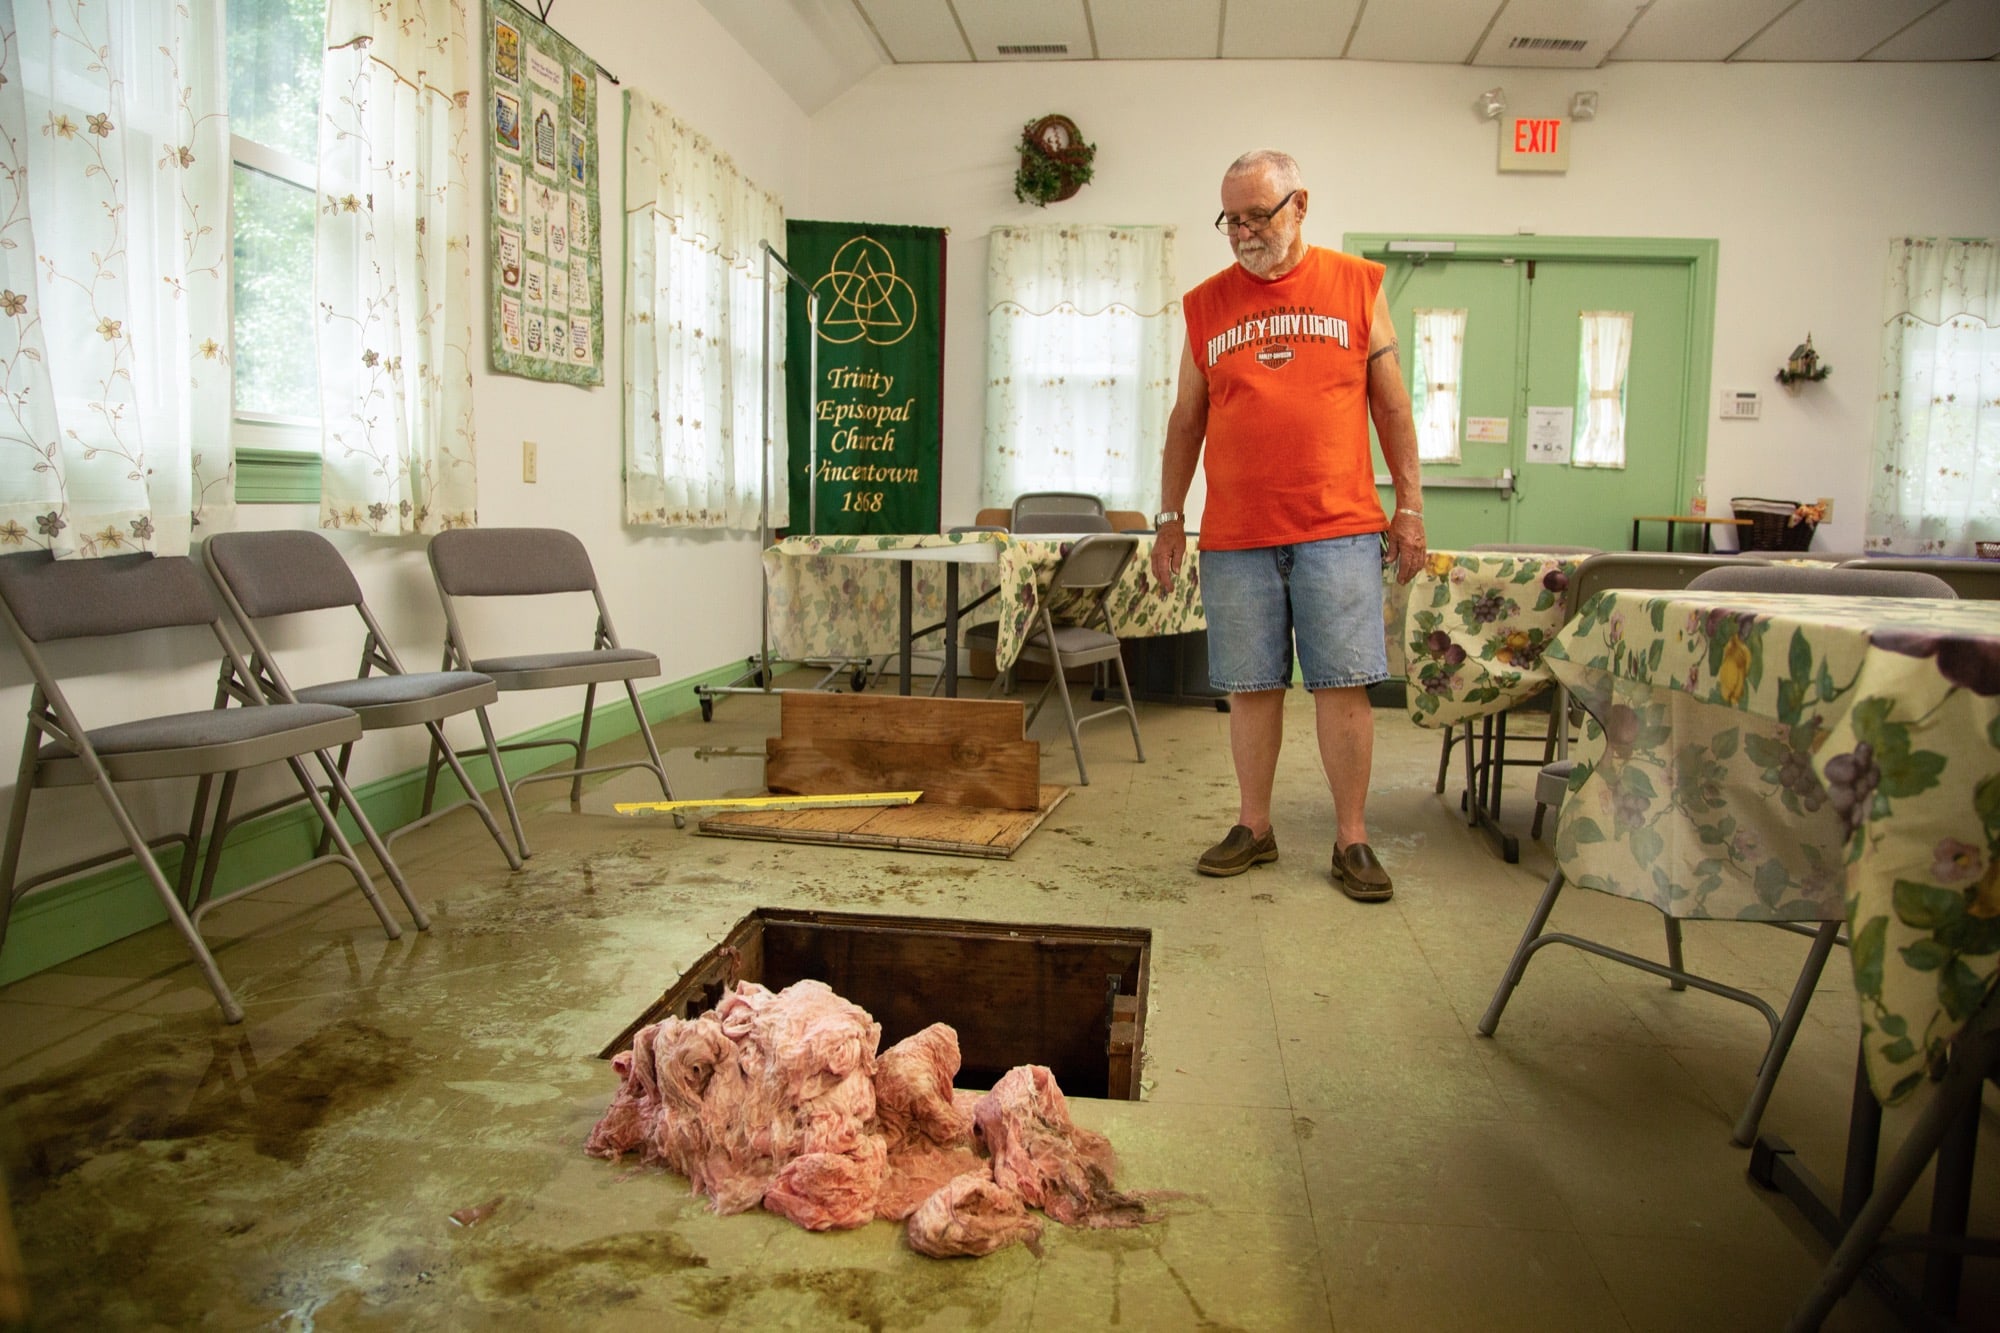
[1389,549,1590,862]
[763,533,1204,697]
[1629,513,1752,553]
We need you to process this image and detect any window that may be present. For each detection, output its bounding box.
[982,225,1178,512]
[0,0,234,554]
[1866,238,2000,553]
[1409,308,1466,463]
[227,0,327,497]
[624,91,786,529]
[1573,310,1633,468]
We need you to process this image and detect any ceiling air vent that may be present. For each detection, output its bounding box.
[996,43,1069,56]
[1507,36,1590,52]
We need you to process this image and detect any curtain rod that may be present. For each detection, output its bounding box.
[524,0,616,85]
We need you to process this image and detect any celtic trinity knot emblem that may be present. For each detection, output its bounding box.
[812,236,918,346]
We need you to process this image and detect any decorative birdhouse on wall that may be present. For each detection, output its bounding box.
[1776,333,1831,391]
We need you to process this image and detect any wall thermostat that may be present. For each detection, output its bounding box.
[1719,390,1761,420]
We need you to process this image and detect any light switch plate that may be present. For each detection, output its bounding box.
[523,440,538,483]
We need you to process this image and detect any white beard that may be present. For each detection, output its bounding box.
[1233,237,1283,277]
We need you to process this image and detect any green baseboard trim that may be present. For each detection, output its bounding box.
[0,658,758,987]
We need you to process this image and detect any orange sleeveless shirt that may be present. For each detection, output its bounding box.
[1181,246,1386,551]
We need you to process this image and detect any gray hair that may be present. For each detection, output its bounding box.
[1225,150,1302,192]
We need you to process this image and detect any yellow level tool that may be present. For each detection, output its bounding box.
[613,790,923,816]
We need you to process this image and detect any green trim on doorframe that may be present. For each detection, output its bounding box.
[0,657,767,987]
[1343,232,1719,526]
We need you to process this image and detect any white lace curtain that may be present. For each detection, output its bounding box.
[0,0,233,558]
[1411,308,1467,464]
[982,225,1178,513]
[1866,238,2000,554]
[1572,310,1633,469]
[623,90,786,530]
[315,0,480,534]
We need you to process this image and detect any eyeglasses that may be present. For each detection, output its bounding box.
[1214,190,1298,235]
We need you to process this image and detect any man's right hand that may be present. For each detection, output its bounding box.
[1150,522,1186,593]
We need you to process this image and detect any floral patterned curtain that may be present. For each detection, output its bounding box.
[623,90,787,530]
[316,0,479,534]
[0,0,233,558]
[982,224,1178,513]
[1866,238,2000,555]
[1572,310,1632,469]
[1411,307,1467,464]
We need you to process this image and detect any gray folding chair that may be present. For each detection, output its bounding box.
[964,533,1145,785]
[203,531,523,873]
[0,551,411,1024]
[426,529,672,859]
[1839,556,2000,601]
[1010,492,1111,534]
[1480,562,1957,1146]
[1687,564,1955,599]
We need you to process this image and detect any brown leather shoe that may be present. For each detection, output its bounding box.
[1198,824,1278,877]
[1333,842,1393,901]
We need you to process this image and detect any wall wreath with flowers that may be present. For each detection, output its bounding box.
[1014,114,1095,207]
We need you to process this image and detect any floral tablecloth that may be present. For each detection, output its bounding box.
[1387,550,1587,729]
[765,532,1205,672]
[1545,588,2000,1104]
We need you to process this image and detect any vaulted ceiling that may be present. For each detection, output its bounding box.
[700,0,2000,112]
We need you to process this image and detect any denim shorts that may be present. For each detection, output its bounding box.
[1201,535,1388,692]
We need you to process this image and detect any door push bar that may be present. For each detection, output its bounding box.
[1375,467,1516,497]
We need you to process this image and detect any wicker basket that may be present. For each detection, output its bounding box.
[1732,496,1816,552]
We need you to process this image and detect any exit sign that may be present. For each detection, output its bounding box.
[1499,115,1569,173]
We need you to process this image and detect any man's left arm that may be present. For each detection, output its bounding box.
[1367,287,1425,583]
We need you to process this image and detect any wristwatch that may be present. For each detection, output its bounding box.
[1151,510,1183,527]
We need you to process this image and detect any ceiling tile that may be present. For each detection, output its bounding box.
[1092,0,1224,59]
[1733,0,1937,60]
[857,0,972,62]
[953,0,1096,59]
[1607,0,1794,61]
[1471,0,1649,67]
[1347,0,1499,62]
[1220,0,1361,59]
[1866,0,2000,60]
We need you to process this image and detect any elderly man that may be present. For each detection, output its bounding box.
[1150,149,1424,901]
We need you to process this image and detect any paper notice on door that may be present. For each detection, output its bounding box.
[1465,416,1509,444]
[1526,406,1574,465]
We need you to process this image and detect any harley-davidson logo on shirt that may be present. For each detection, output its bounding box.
[1204,308,1351,369]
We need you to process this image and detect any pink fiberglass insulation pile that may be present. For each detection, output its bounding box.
[586,978,1158,1258]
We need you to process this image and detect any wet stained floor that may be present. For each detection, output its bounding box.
[0,676,1987,1330]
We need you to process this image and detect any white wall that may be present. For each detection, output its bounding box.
[0,0,810,881]
[807,59,2000,547]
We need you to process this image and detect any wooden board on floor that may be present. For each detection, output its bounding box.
[780,691,1025,743]
[696,785,1069,858]
[767,693,1039,810]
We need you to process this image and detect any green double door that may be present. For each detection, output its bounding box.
[1349,236,1715,553]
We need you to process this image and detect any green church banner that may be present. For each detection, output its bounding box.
[785,221,944,535]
